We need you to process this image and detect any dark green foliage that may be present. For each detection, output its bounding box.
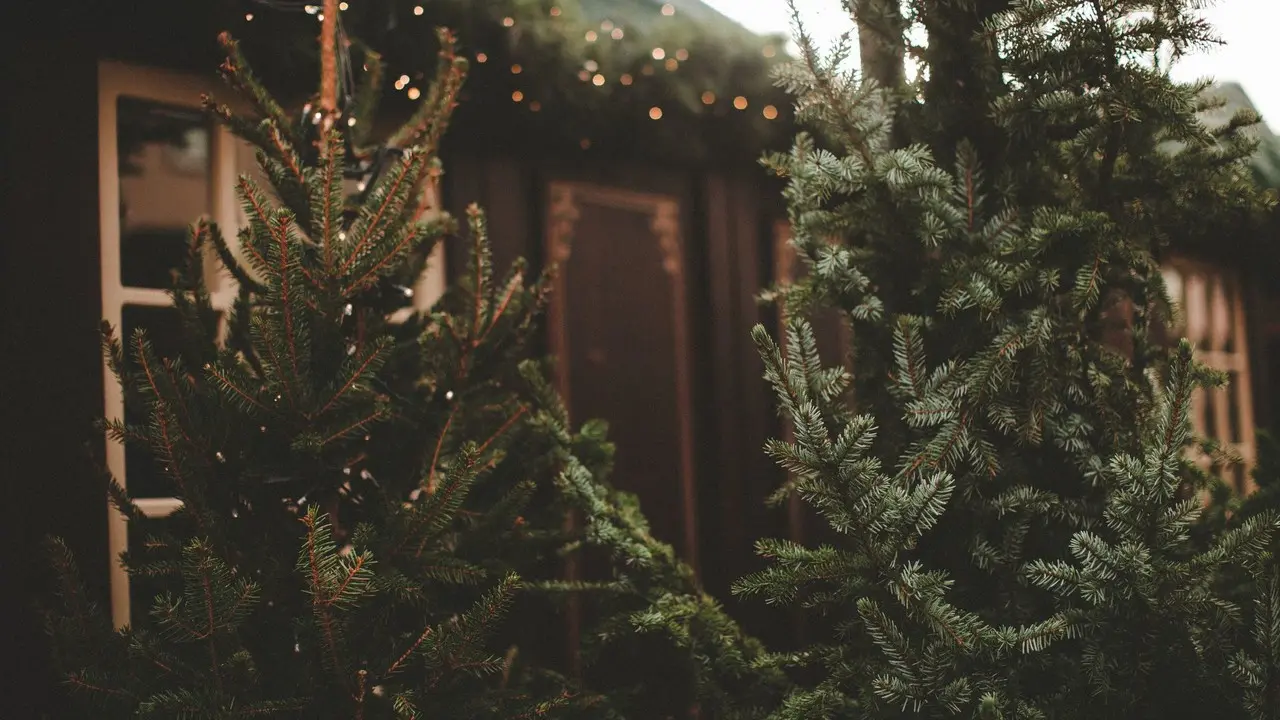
[44,26,783,720]
[745,0,1279,717]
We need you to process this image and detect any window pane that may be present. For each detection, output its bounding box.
[126,512,181,627]
[117,97,211,289]
[121,304,221,497]
[1228,371,1243,444]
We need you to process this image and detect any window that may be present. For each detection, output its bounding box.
[1161,257,1257,493]
[99,61,444,627]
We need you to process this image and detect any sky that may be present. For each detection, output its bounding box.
[701,0,1280,132]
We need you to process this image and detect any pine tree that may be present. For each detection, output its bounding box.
[739,0,1280,717]
[42,21,785,719]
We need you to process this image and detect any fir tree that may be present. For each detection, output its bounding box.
[740,0,1280,717]
[43,19,785,719]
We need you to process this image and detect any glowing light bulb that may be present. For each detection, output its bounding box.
[733,95,748,110]
[550,6,561,16]
[511,63,522,74]
[652,47,665,60]
[512,90,524,102]
[611,27,624,40]
[476,52,488,63]
[245,12,254,20]
[316,13,324,21]
[413,5,423,15]
[339,1,348,10]
[305,4,318,14]
[347,116,357,127]
[529,101,541,111]
[585,30,598,42]
[592,73,605,86]
[649,106,663,120]
[676,49,689,61]
[620,73,633,86]
[763,45,777,58]
[701,91,715,105]
[407,87,421,100]
[585,59,599,72]
[502,16,514,26]
[762,104,779,120]
[661,3,675,15]
[665,58,678,71]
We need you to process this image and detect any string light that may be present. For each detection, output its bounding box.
[762,104,779,120]
[339,1,348,9]
[476,52,488,63]
[675,49,689,61]
[620,73,633,86]
[584,59,599,72]
[611,27,624,40]
[578,70,590,82]
[550,6,561,16]
[316,12,324,21]
[512,90,525,102]
[652,47,665,60]
[763,45,777,58]
[641,64,655,76]
[580,138,591,149]
[661,3,675,15]
[413,4,423,15]
[665,58,678,71]
[601,20,614,31]
[397,74,410,87]
[305,4,318,13]
[585,30,598,42]
[502,16,515,27]
[701,91,716,105]
[244,12,253,20]
[592,73,606,86]
[530,101,541,111]
[511,63,523,74]
[347,116,357,126]
[733,95,748,110]
[649,106,663,120]
[407,87,421,100]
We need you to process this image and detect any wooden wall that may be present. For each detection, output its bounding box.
[2,7,109,717]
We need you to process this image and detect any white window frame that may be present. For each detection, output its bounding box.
[99,60,444,628]
[1162,257,1257,494]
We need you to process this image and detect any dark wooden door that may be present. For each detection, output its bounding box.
[545,181,699,571]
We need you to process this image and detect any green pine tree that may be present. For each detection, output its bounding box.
[738,0,1280,717]
[43,24,785,720]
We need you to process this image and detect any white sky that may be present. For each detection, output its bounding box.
[702,0,1280,131]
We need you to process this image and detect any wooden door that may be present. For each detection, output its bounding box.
[544,181,700,570]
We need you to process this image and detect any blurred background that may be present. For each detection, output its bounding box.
[3,0,1279,715]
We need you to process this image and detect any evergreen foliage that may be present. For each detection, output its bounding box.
[43,26,784,719]
[743,0,1280,717]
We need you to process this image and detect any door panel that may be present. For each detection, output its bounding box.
[545,182,698,570]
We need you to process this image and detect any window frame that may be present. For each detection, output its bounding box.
[1162,255,1257,493]
[99,60,248,628]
